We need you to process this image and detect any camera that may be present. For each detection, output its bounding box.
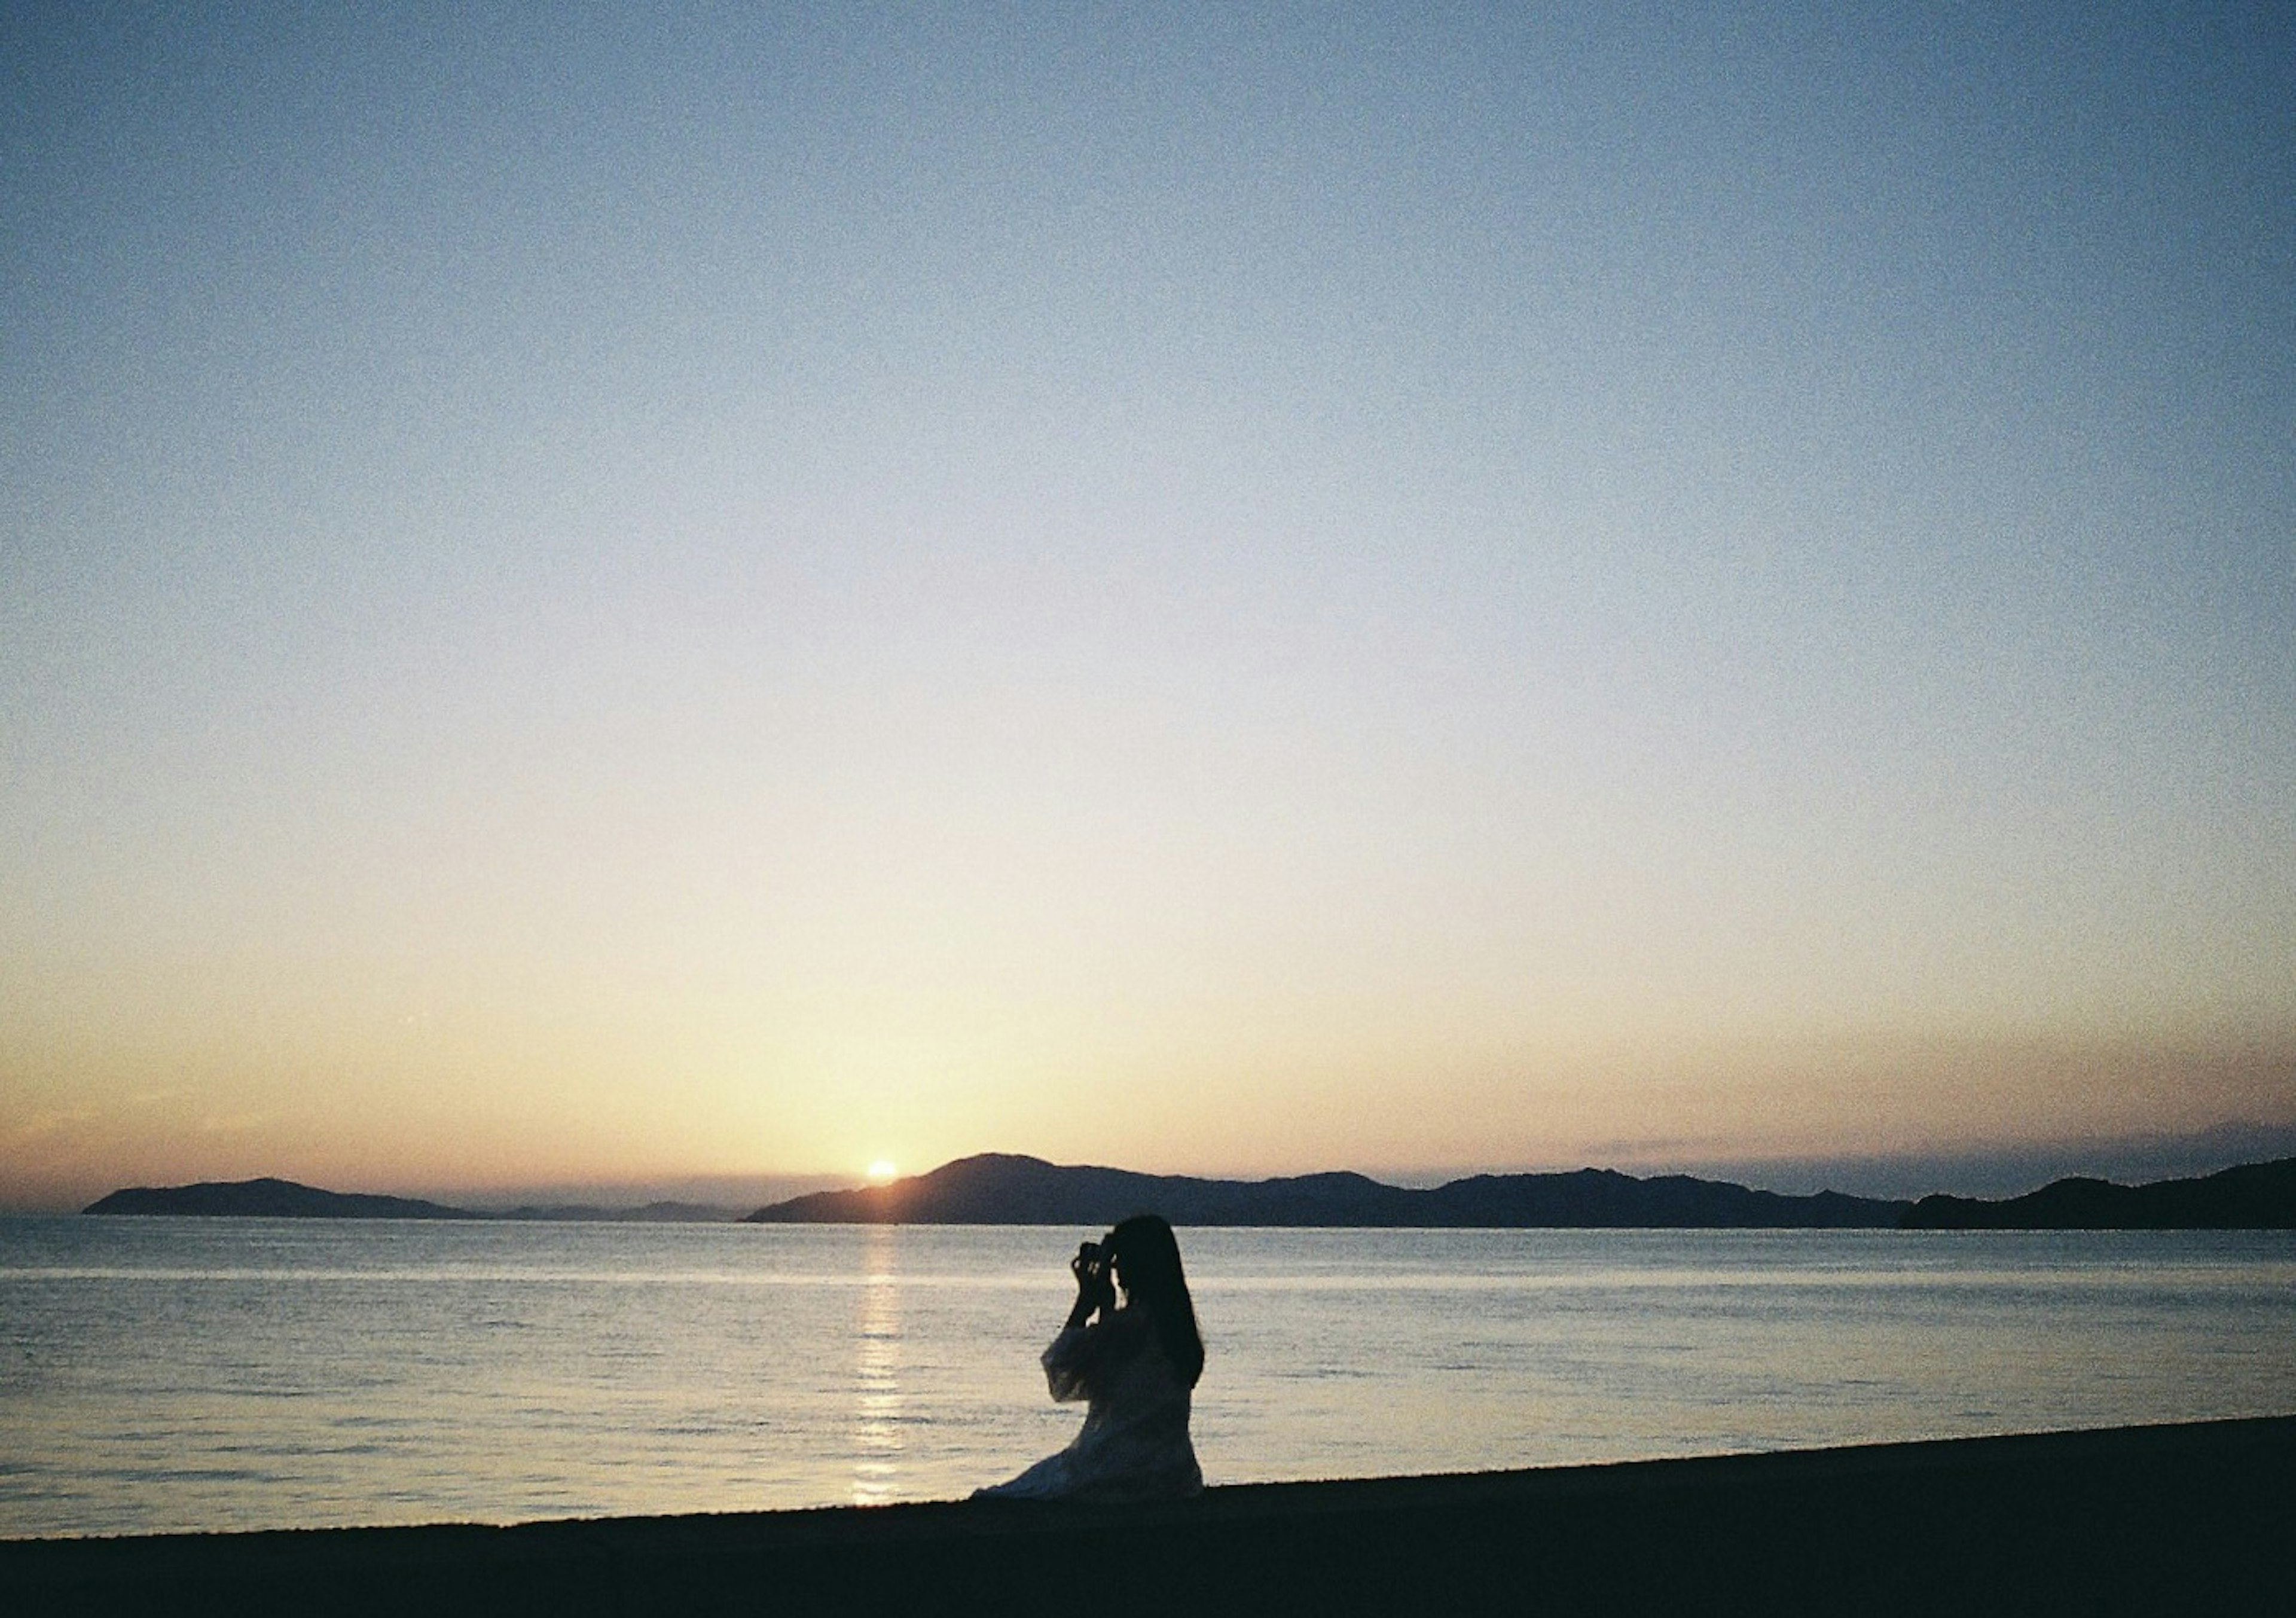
[1076,1240,1106,1269]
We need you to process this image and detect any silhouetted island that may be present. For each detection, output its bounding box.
[487,1200,743,1223]
[78,1180,746,1222]
[83,1177,477,1219]
[742,1153,1910,1227]
[1900,1156,2296,1229]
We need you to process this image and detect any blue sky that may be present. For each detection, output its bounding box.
[4,2,2291,1205]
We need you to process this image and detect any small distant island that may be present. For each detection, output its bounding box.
[81,1155,2296,1229]
[80,1178,741,1223]
[485,1201,743,1223]
[84,1178,476,1220]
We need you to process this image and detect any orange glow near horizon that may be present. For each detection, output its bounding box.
[5,8,2292,1217]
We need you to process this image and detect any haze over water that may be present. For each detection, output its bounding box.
[7,1219,2292,1538]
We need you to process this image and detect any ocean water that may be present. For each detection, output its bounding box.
[2,1217,2292,1538]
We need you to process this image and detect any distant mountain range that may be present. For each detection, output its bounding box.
[84,1178,474,1219]
[1900,1157,2296,1230]
[81,1155,2296,1229]
[743,1153,1909,1228]
[80,1178,741,1222]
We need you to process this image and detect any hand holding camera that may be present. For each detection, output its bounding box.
[1072,1238,1116,1314]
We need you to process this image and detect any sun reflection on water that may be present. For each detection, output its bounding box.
[848,1229,903,1506]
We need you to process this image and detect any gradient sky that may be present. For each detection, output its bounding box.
[4,2,2292,1208]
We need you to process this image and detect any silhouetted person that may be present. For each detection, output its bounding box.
[975,1214,1204,1501]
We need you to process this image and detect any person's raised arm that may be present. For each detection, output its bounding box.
[1045,1241,1118,1402]
[1065,1241,1115,1330]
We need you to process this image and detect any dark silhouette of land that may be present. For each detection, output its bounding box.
[743,1152,1909,1226]
[83,1178,477,1220]
[6,1416,2288,1615]
[81,1153,2296,1229]
[484,1201,743,1223]
[78,1179,743,1222]
[1900,1155,2296,1229]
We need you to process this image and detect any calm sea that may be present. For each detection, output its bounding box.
[3,1217,2292,1538]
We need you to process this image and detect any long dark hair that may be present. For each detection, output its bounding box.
[1107,1214,1204,1388]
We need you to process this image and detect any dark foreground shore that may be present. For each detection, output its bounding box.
[9,1416,2291,1616]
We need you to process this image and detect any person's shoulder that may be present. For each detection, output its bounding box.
[1080,1308,1155,1357]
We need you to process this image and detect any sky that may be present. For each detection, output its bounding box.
[4,2,2292,1210]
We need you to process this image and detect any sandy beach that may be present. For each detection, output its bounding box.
[7,1414,2288,1615]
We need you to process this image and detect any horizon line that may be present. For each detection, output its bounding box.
[28,1130,2296,1218]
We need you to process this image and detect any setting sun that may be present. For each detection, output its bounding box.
[866,1161,897,1185]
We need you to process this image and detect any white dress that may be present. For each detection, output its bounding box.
[975,1309,1203,1501]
